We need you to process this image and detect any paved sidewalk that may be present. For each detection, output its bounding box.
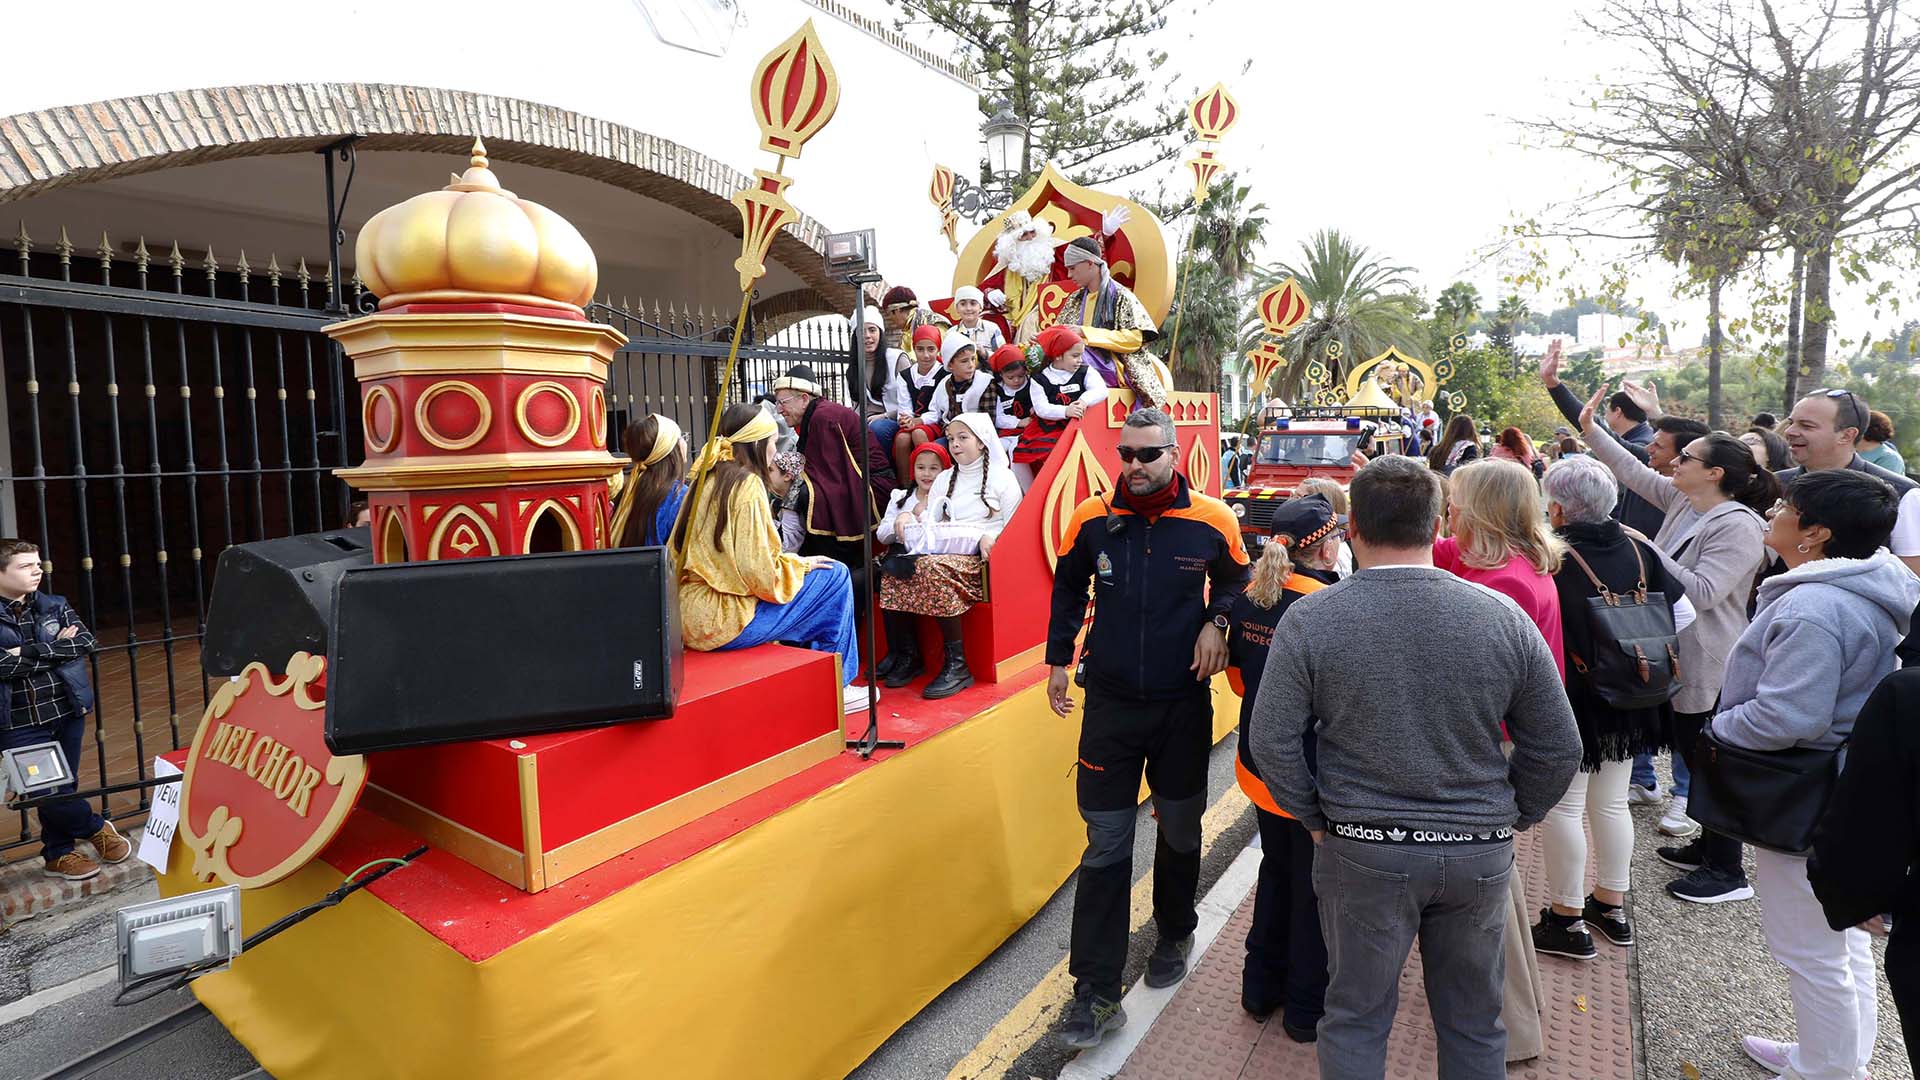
[0,849,151,928]
[1107,828,1632,1079]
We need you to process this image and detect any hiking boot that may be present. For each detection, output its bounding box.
[1057,988,1126,1050]
[1657,796,1700,838]
[1666,866,1755,905]
[921,642,974,700]
[1583,896,1634,947]
[43,850,100,881]
[1531,910,1597,961]
[881,632,924,688]
[875,613,914,681]
[90,821,132,865]
[1656,838,1705,872]
[1143,934,1193,989]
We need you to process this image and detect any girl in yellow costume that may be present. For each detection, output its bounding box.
[675,403,865,711]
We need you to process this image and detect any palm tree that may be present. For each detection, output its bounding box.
[1488,294,1530,352]
[1435,281,1481,330]
[1166,174,1269,392]
[1241,230,1426,401]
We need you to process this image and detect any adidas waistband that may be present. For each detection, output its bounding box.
[1327,821,1515,846]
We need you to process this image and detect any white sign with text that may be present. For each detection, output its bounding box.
[135,758,183,871]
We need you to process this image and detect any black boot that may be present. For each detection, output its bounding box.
[923,641,974,699]
[875,612,913,682]
[882,616,924,689]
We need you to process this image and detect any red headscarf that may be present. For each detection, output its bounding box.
[990,343,1029,373]
[1037,324,1083,360]
[910,324,943,350]
[910,441,953,470]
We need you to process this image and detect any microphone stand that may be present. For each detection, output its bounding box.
[843,273,904,757]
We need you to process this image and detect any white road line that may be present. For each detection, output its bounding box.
[1057,842,1264,1080]
[0,963,119,1027]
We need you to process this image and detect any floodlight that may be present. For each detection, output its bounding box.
[116,885,243,991]
[823,229,878,283]
[1,740,71,800]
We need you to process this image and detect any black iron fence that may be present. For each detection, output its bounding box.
[0,228,849,857]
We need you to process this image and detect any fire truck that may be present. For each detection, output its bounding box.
[1224,382,1408,546]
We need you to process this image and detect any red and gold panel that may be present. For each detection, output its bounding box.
[515,380,582,448]
[414,380,492,452]
[362,383,401,455]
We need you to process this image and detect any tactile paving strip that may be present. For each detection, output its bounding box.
[1116,829,1634,1079]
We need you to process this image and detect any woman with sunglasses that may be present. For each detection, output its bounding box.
[1579,387,1779,899]
[1713,470,1918,1080]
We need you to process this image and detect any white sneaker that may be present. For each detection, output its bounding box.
[842,684,878,713]
[1627,782,1662,806]
[1658,796,1700,837]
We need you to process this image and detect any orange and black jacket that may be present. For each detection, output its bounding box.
[1226,570,1336,817]
[1048,475,1250,701]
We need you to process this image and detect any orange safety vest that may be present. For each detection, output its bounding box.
[1229,573,1329,818]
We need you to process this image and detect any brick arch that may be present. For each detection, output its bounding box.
[752,287,841,337]
[0,82,848,303]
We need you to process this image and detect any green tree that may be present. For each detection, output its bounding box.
[1435,281,1481,330]
[1487,295,1531,353]
[1242,230,1426,401]
[1161,176,1267,392]
[890,0,1188,188]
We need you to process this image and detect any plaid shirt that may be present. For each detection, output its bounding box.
[0,596,95,729]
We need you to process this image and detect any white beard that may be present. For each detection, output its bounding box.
[995,230,1057,281]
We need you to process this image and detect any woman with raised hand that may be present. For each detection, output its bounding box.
[1532,455,1695,962]
[1579,385,1778,904]
[674,403,865,713]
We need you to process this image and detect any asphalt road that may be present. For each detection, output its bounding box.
[0,735,1250,1080]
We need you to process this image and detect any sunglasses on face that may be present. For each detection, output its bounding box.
[1116,443,1177,464]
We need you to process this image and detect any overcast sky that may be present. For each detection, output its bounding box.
[1104,0,1905,351]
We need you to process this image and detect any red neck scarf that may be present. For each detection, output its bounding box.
[1124,474,1182,520]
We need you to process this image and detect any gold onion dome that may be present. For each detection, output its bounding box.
[354,139,597,315]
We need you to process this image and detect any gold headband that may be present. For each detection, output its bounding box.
[637,414,683,471]
[689,409,779,483]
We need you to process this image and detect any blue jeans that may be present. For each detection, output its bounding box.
[1313,835,1514,1078]
[1630,750,1690,797]
[720,559,859,685]
[868,417,901,447]
[2,711,105,861]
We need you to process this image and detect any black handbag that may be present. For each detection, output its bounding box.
[1687,726,1844,855]
[1562,543,1681,710]
[878,544,920,580]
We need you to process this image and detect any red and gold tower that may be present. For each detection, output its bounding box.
[329,140,625,562]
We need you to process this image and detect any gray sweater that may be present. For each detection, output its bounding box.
[1249,566,1581,833]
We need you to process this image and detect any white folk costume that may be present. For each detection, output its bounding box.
[879,413,1021,619]
[1056,236,1166,409]
[950,286,1007,355]
[925,330,990,426]
[1015,326,1108,468]
[854,305,911,418]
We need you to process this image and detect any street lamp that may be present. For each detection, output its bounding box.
[983,102,1024,183]
[953,101,1029,223]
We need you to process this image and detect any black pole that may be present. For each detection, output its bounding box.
[843,277,902,757]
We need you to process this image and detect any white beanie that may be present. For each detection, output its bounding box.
[953,285,983,305]
[940,329,977,367]
[853,305,883,328]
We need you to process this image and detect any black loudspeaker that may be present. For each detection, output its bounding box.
[324,548,683,754]
[202,529,373,677]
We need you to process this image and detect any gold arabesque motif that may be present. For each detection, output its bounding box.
[1042,430,1115,572]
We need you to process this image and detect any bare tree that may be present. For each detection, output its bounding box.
[1527,0,1920,401]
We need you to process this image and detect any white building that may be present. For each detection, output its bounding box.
[1577,312,1628,347]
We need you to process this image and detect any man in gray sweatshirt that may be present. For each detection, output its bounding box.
[1250,455,1580,1079]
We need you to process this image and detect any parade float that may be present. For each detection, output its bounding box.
[147,25,1237,1080]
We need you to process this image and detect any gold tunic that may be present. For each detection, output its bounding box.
[677,473,810,651]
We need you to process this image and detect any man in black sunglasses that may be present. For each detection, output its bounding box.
[1779,388,1920,576]
[1046,407,1251,1049]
